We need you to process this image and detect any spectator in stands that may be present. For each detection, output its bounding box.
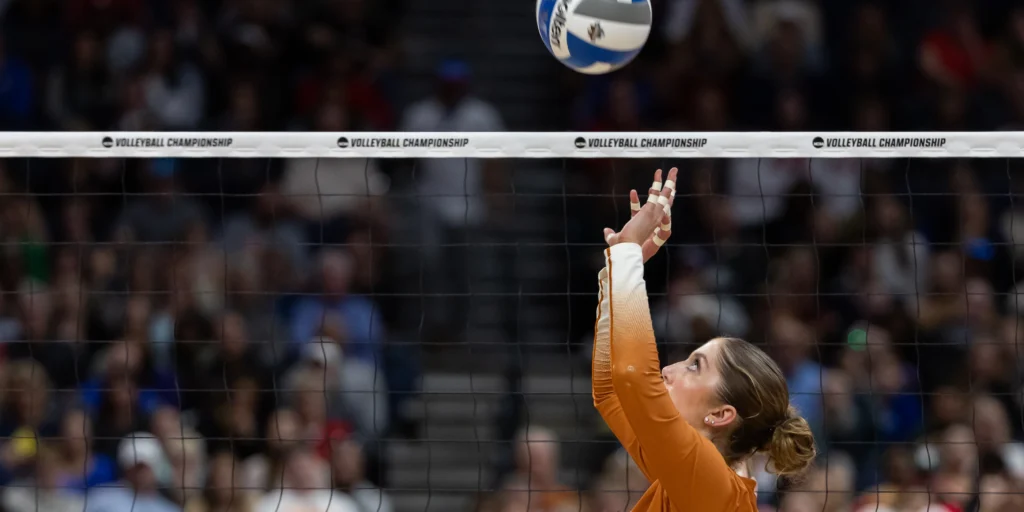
[919,3,991,90]
[589,448,648,512]
[767,314,823,441]
[661,0,750,83]
[196,310,272,400]
[241,408,302,491]
[46,30,114,130]
[142,28,206,130]
[161,425,206,506]
[866,193,932,304]
[0,360,57,484]
[286,367,351,453]
[85,433,179,512]
[255,448,360,512]
[221,181,309,291]
[114,160,208,243]
[2,444,85,512]
[290,250,384,367]
[401,59,504,230]
[781,451,856,512]
[288,337,388,438]
[49,408,117,491]
[198,376,264,462]
[280,102,391,245]
[492,425,579,512]
[398,58,507,365]
[116,73,159,130]
[186,451,256,512]
[330,436,394,512]
[653,261,750,355]
[81,341,172,458]
[972,395,1024,480]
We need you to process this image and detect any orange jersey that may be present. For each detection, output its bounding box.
[593,244,758,512]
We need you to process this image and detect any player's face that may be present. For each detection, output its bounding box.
[661,338,726,432]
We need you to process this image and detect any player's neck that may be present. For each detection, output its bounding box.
[732,460,750,479]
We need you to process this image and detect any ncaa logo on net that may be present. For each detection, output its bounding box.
[574,137,586,149]
[812,137,825,149]
[337,137,350,149]
[102,136,114,148]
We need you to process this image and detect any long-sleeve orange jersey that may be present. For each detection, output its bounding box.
[592,243,758,512]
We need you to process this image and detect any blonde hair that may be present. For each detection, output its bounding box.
[714,337,816,475]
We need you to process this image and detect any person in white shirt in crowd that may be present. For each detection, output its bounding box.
[400,59,504,231]
[256,448,360,512]
[330,435,394,512]
[85,432,180,512]
[286,337,389,438]
[399,59,506,339]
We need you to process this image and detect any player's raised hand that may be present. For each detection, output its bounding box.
[604,167,676,262]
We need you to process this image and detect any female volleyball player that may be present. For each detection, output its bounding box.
[594,168,816,511]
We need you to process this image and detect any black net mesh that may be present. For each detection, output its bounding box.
[2,155,1024,512]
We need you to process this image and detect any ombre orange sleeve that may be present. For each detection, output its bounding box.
[604,243,757,512]
[594,265,654,482]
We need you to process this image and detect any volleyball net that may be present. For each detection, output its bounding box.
[2,131,1023,512]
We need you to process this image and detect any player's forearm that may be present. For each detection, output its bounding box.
[606,243,661,384]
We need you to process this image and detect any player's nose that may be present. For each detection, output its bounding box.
[661,366,675,385]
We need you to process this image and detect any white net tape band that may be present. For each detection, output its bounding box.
[0,132,1020,158]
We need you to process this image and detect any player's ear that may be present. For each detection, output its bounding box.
[707,405,738,429]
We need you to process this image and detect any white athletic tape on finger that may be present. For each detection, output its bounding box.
[630,201,641,212]
[651,181,662,192]
[657,195,673,217]
[653,233,667,247]
[661,220,672,231]
[664,180,676,192]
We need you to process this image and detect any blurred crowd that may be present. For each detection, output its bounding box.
[569,0,1024,133]
[2,0,1024,512]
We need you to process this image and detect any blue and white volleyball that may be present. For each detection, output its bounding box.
[536,0,652,75]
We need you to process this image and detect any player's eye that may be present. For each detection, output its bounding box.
[687,360,699,372]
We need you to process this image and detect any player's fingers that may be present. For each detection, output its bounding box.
[654,168,677,217]
[659,212,672,233]
[646,169,663,205]
[629,190,641,217]
[663,167,678,204]
[653,226,671,247]
[603,228,617,245]
[645,187,658,208]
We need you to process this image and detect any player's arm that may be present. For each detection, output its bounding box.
[592,182,676,481]
[593,264,653,481]
[603,169,747,510]
[606,243,748,510]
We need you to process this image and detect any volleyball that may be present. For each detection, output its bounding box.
[536,0,652,75]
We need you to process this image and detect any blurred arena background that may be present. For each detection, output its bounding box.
[2,0,1024,511]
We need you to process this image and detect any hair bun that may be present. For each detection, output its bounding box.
[767,407,816,476]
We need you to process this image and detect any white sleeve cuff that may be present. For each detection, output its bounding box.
[609,242,643,258]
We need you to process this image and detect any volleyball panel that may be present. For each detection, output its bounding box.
[536,0,651,73]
